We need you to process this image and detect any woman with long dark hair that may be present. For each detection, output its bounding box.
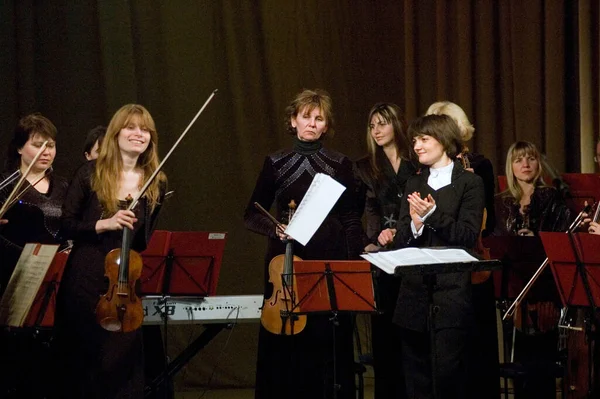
[354,102,415,398]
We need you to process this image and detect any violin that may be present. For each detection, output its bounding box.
[95,196,144,332]
[459,151,492,284]
[259,200,307,335]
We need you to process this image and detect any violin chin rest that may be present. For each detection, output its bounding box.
[99,317,122,332]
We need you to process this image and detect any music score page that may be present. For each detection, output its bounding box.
[0,243,58,327]
[285,173,345,246]
[361,247,478,275]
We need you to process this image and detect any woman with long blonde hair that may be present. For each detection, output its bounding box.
[55,104,166,399]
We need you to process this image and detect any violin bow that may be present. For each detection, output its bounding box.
[253,202,286,233]
[4,167,53,210]
[128,90,218,211]
[0,170,21,191]
[0,140,49,219]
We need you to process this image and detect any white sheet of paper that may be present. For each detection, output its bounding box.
[284,173,346,246]
[361,247,478,275]
[0,243,59,327]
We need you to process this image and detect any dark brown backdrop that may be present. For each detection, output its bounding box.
[0,0,598,389]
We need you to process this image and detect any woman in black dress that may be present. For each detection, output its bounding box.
[244,89,363,399]
[494,140,570,398]
[380,114,485,398]
[55,104,166,399]
[354,103,415,398]
[0,113,68,398]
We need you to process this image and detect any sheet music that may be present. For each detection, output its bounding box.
[285,173,346,246]
[361,247,478,274]
[0,243,58,327]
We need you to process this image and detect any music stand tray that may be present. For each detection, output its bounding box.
[291,260,377,314]
[539,232,600,308]
[23,252,69,329]
[140,231,227,297]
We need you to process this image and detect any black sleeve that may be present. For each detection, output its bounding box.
[425,175,485,248]
[394,176,424,248]
[541,189,572,233]
[335,158,365,259]
[353,159,381,246]
[60,163,99,241]
[243,157,279,239]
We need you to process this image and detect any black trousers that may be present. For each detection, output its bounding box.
[399,327,469,399]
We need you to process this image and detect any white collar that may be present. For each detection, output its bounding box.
[428,161,454,190]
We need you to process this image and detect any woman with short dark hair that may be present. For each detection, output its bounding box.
[380,114,485,398]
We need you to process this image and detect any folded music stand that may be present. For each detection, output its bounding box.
[539,231,600,397]
[290,260,376,399]
[392,254,501,399]
[140,231,227,296]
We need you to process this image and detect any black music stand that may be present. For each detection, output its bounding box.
[141,231,227,399]
[540,231,600,397]
[290,260,377,399]
[392,253,501,399]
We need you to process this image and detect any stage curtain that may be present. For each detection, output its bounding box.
[0,0,598,390]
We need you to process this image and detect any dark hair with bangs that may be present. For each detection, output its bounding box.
[407,114,462,159]
[285,89,334,139]
[6,113,57,170]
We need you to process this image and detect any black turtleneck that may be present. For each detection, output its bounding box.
[293,137,323,155]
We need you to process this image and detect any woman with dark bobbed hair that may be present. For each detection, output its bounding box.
[0,113,69,398]
[380,114,485,398]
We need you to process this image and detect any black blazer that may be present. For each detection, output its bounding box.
[393,160,485,331]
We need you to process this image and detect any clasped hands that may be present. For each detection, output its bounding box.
[377,192,436,246]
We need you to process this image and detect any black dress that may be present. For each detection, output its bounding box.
[0,171,68,398]
[393,160,485,399]
[354,155,415,399]
[244,138,363,399]
[55,161,164,399]
[494,185,570,399]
